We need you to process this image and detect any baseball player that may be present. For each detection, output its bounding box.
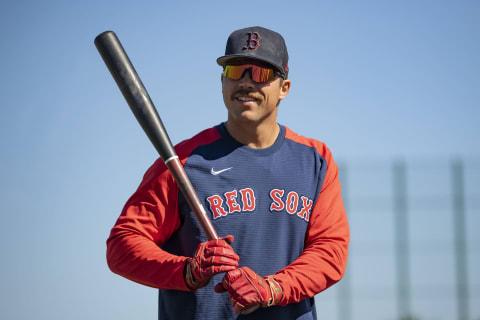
[107,26,349,319]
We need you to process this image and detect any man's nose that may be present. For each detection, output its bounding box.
[238,69,255,87]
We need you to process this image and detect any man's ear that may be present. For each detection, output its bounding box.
[279,79,291,100]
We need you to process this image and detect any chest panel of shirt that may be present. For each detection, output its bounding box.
[176,127,326,274]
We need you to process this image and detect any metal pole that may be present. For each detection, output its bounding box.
[393,159,410,319]
[452,159,469,320]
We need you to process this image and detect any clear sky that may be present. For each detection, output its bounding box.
[0,1,479,319]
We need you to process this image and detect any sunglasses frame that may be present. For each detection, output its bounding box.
[222,62,284,83]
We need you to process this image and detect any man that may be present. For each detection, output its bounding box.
[107,26,349,319]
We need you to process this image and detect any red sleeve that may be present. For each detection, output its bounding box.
[274,130,350,305]
[106,126,222,291]
[106,158,191,290]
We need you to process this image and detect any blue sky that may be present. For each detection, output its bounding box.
[0,1,479,319]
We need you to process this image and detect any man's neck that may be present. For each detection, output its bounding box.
[224,120,280,149]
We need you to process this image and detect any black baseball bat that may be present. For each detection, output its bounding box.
[94,30,218,241]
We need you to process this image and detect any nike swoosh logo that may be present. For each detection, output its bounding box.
[210,167,233,176]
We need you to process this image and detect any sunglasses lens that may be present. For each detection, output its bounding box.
[251,66,275,82]
[223,65,246,80]
[223,64,276,82]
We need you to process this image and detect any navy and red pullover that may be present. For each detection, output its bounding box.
[107,123,349,320]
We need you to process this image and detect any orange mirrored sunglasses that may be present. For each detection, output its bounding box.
[223,64,283,83]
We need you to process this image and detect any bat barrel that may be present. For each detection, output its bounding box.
[95,31,219,241]
[94,31,177,162]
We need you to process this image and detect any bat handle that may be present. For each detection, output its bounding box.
[166,157,219,240]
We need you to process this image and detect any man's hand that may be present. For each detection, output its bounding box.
[185,235,239,290]
[214,267,283,313]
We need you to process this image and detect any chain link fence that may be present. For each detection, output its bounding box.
[315,157,480,320]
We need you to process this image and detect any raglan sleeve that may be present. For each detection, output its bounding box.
[106,158,191,291]
[273,145,350,305]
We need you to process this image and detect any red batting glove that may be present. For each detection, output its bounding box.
[214,267,283,313]
[185,235,239,290]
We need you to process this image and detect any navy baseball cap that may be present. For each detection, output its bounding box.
[217,26,289,79]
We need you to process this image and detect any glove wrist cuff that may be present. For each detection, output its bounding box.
[264,276,283,307]
[184,259,208,290]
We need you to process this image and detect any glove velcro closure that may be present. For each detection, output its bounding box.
[184,259,209,290]
[264,276,283,307]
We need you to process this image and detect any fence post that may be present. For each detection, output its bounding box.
[452,159,469,320]
[393,159,410,319]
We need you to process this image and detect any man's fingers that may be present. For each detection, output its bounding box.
[204,235,235,248]
[203,236,239,261]
[222,234,234,244]
[201,265,237,278]
[190,235,240,283]
[214,282,227,293]
[214,267,281,312]
[201,255,239,268]
[203,246,239,261]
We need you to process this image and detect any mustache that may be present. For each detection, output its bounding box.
[232,88,260,98]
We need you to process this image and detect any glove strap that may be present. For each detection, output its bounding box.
[184,259,209,290]
[265,277,283,307]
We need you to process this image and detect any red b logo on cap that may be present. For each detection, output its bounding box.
[243,32,261,50]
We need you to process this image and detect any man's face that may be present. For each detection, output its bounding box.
[221,61,290,126]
